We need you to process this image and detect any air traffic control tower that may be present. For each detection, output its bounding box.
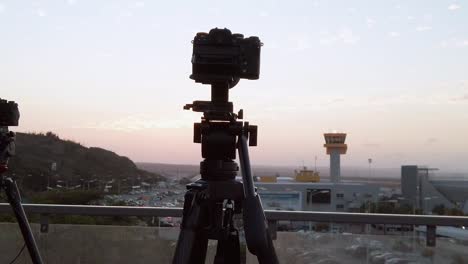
[324,133,348,182]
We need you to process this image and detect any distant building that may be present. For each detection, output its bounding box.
[401,165,459,213]
[323,133,347,182]
[254,133,380,213]
[294,167,320,182]
[256,178,379,212]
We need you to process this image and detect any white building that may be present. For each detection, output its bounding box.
[255,177,380,212]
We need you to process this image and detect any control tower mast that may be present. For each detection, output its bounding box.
[324,133,347,182]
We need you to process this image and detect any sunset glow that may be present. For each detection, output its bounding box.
[1,1,467,171]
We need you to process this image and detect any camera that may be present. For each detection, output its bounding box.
[190,28,262,85]
[0,99,19,127]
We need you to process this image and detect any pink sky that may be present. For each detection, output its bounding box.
[1,1,467,171]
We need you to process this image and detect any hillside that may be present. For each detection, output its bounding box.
[6,132,164,191]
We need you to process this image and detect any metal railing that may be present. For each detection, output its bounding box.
[1,203,467,226]
[1,203,468,247]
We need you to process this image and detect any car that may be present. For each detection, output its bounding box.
[159,221,175,227]
[371,253,395,264]
[385,258,412,264]
[345,244,367,258]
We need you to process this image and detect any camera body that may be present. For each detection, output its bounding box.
[0,99,19,127]
[190,28,262,85]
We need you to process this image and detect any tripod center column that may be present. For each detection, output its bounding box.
[211,83,229,104]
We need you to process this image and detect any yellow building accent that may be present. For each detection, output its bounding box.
[295,167,320,182]
[259,176,277,182]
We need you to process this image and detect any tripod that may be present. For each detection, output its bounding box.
[172,82,279,264]
[1,127,44,264]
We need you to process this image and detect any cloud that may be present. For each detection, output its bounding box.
[294,34,312,51]
[319,28,360,45]
[423,13,433,22]
[440,38,468,48]
[388,32,400,37]
[36,8,46,17]
[366,17,375,28]
[259,11,269,17]
[426,138,438,144]
[318,31,335,46]
[338,28,360,44]
[135,1,145,7]
[327,98,345,105]
[55,25,66,31]
[451,94,468,101]
[0,3,5,13]
[79,114,194,132]
[362,143,381,148]
[347,7,357,13]
[121,11,133,17]
[462,80,468,88]
[416,26,432,32]
[67,0,76,5]
[448,4,461,10]
[366,93,462,107]
[457,40,468,47]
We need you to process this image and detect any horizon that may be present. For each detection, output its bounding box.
[1,1,467,172]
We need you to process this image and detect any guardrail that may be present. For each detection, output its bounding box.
[1,203,467,226]
[1,203,468,246]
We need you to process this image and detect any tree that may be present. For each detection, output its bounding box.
[432,204,446,215]
[432,204,465,216]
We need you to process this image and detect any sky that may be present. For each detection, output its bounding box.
[0,0,467,171]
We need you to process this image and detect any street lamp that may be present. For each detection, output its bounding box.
[314,156,317,172]
[368,158,372,177]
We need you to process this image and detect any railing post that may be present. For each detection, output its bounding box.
[426,225,436,247]
[40,214,49,233]
[268,220,277,240]
[240,242,247,264]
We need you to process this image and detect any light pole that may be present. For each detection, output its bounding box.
[367,158,372,180]
[314,156,317,172]
[366,158,373,213]
[366,158,373,264]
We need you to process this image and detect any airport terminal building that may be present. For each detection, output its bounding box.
[256,178,379,212]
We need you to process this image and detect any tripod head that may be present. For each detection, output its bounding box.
[184,28,261,180]
[0,98,19,173]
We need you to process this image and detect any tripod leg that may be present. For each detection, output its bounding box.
[214,201,240,264]
[214,229,240,264]
[238,135,279,264]
[173,190,209,264]
[3,177,44,264]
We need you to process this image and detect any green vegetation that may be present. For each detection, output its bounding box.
[0,190,140,225]
[432,204,465,216]
[0,213,140,226]
[0,132,167,225]
[29,190,103,205]
[360,199,466,216]
[360,200,421,215]
[6,131,164,193]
